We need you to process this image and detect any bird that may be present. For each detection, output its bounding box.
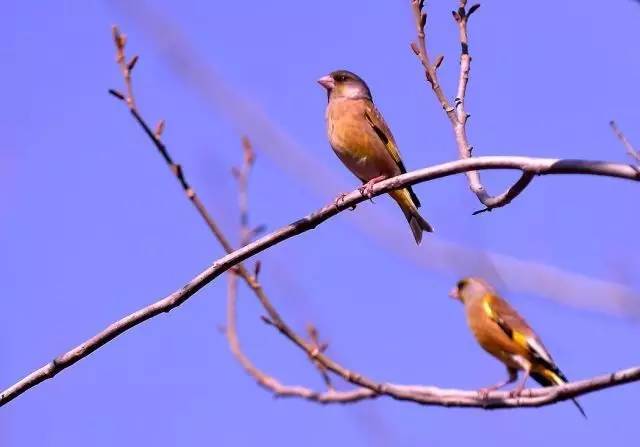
[449,277,586,418]
[317,69,433,244]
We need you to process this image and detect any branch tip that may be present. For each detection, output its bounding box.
[154,119,165,138]
[127,55,139,71]
[108,89,125,101]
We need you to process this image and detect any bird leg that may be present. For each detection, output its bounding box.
[478,367,518,399]
[358,175,387,200]
[510,366,531,397]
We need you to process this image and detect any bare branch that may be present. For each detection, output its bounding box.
[306,324,334,391]
[410,0,455,116]
[2,155,638,407]
[111,25,357,404]
[227,137,341,397]
[610,121,640,164]
[226,271,373,403]
[411,1,537,213]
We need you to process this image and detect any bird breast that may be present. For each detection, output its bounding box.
[325,99,399,181]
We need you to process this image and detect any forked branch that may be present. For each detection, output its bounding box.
[411,1,536,214]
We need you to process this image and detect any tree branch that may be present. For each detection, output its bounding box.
[1,155,638,407]
[112,25,360,404]
[610,121,640,165]
[226,269,375,404]
[225,138,357,402]
[411,1,537,214]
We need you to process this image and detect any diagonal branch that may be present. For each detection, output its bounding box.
[610,121,640,165]
[226,139,351,401]
[226,269,374,403]
[1,155,638,407]
[112,25,357,404]
[410,1,534,214]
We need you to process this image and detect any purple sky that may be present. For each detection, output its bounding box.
[2,1,640,445]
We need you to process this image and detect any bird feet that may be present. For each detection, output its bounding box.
[358,175,387,201]
[333,193,356,210]
[508,386,525,398]
[477,388,492,400]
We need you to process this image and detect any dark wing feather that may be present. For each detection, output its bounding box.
[363,105,421,208]
[486,295,556,369]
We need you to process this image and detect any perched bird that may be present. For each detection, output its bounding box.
[317,70,433,244]
[449,277,586,418]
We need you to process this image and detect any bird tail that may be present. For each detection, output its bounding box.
[531,369,587,419]
[389,188,434,245]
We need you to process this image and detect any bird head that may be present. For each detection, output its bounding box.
[317,70,372,101]
[449,277,495,304]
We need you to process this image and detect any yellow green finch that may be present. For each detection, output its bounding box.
[318,70,433,244]
[450,277,586,417]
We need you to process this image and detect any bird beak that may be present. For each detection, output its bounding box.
[317,75,335,90]
[448,287,459,300]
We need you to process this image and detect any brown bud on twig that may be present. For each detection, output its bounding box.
[468,4,481,16]
[410,42,420,56]
[111,26,121,47]
[127,55,139,71]
[112,26,126,50]
[108,89,126,101]
[420,12,427,29]
[434,54,445,69]
[154,119,165,138]
[241,136,255,167]
[260,315,274,326]
[253,260,261,280]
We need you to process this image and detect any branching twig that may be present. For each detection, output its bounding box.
[226,270,373,403]
[411,1,535,214]
[2,155,638,407]
[226,139,345,399]
[306,324,334,391]
[610,121,640,165]
[112,25,353,404]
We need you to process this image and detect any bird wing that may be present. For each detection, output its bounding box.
[482,294,555,368]
[363,103,421,207]
[482,294,586,417]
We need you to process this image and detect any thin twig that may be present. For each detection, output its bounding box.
[610,121,640,164]
[226,271,372,403]
[113,24,349,403]
[227,138,341,398]
[2,155,638,407]
[306,324,334,391]
[411,1,535,214]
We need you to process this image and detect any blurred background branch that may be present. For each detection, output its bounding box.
[107,0,640,320]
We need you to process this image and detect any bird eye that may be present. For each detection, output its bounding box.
[456,280,466,291]
[336,74,347,82]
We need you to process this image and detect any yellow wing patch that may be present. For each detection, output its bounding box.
[482,295,530,351]
[541,368,565,385]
